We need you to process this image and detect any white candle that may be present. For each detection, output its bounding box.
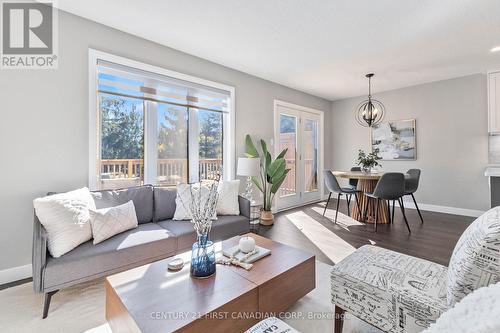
[239,236,256,253]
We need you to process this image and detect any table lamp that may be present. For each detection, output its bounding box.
[237,157,260,204]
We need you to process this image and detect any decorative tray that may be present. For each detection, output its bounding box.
[222,245,271,263]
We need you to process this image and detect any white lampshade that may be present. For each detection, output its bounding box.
[237,157,260,177]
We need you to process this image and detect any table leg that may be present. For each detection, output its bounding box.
[351,179,389,224]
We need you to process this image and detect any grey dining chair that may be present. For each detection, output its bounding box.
[404,169,424,224]
[348,166,361,189]
[323,170,361,223]
[364,172,411,233]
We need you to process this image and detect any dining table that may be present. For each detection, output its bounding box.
[332,170,390,224]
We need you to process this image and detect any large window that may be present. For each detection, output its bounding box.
[89,50,234,190]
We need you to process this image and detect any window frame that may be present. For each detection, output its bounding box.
[88,49,235,190]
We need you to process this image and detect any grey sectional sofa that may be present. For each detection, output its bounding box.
[32,185,251,318]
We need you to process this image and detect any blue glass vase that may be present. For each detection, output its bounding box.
[190,235,216,279]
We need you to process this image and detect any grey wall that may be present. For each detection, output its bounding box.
[0,11,330,271]
[329,74,489,212]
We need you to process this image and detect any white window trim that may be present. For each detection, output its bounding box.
[143,101,158,184]
[88,49,235,189]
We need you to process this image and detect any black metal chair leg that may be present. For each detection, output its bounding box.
[374,198,380,232]
[323,192,332,216]
[346,194,351,217]
[42,290,58,319]
[398,198,411,233]
[386,200,391,224]
[335,193,341,223]
[411,193,424,224]
[392,200,395,224]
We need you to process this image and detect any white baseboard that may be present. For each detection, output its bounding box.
[276,198,324,213]
[398,200,484,218]
[330,195,484,218]
[0,264,32,285]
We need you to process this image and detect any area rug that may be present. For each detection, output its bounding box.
[0,261,381,333]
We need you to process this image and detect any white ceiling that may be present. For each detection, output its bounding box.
[57,0,500,100]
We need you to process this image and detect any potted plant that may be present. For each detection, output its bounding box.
[245,135,290,225]
[357,149,381,173]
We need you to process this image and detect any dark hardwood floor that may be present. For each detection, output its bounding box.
[255,199,474,266]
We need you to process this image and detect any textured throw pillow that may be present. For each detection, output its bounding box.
[33,187,96,258]
[173,183,217,220]
[217,180,240,215]
[424,282,500,333]
[89,200,138,244]
[447,206,500,306]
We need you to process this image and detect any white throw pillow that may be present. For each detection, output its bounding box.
[33,187,96,258]
[173,183,217,220]
[424,282,500,333]
[217,180,240,215]
[89,200,138,244]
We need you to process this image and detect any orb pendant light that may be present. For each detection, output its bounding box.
[355,73,385,127]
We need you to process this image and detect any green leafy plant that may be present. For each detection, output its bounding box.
[357,149,382,169]
[245,134,290,211]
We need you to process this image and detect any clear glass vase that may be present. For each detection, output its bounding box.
[190,235,216,279]
[361,166,372,174]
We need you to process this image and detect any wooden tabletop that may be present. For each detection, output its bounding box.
[332,170,384,180]
[222,234,315,285]
[105,233,315,333]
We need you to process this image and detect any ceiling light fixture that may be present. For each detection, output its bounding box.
[355,73,386,127]
[491,46,500,53]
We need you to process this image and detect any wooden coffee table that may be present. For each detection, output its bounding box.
[105,233,315,333]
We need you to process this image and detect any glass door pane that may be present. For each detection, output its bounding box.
[279,114,297,197]
[304,118,319,192]
[99,93,144,190]
[156,104,188,185]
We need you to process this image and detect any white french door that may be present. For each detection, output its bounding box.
[274,101,324,210]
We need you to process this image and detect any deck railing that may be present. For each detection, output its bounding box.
[280,158,296,196]
[279,158,317,196]
[100,158,222,188]
[101,159,144,179]
[198,158,223,181]
[100,157,313,193]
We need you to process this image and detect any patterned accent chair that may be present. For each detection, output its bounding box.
[331,206,500,333]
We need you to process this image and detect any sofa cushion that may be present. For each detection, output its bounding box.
[153,186,177,221]
[91,185,154,224]
[447,206,500,306]
[217,180,240,215]
[44,223,176,290]
[157,220,196,251]
[173,183,218,221]
[33,187,95,258]
[331,245,448,333]
[158,215,250,252]
[89,200,138,244]
[211,215,250,241]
